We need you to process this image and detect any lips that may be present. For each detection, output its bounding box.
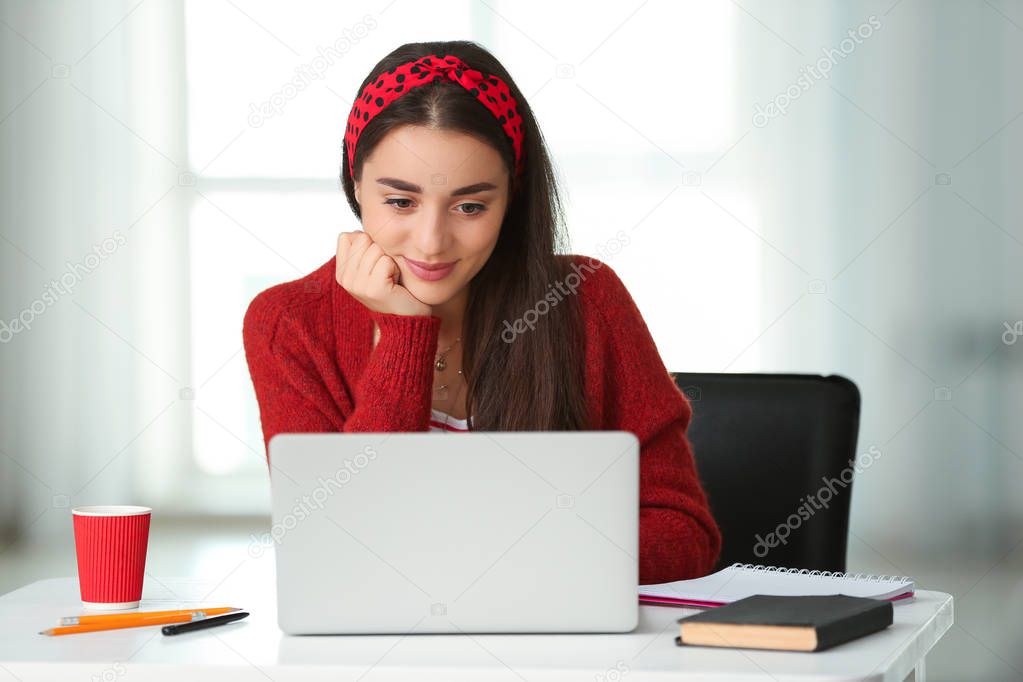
[403,257,458,282]
[405,258,458,271]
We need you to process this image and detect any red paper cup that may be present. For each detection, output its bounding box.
[72,505,151,610]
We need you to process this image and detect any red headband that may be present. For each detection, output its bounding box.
[344,54,525,180]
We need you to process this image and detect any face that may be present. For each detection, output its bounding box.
[353,125,510,307]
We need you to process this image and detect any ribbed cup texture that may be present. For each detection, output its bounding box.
[73,513,150,603]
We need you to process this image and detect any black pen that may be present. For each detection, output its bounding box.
[161,611,249,636]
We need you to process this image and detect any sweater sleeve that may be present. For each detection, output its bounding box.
[242,286,440,464]
[592,261,722,584]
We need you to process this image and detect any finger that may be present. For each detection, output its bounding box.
[336,232,351,279]
[341,233,372,286]
[358,242,384,284]
[336,231,363,265]
[369,253,399,292]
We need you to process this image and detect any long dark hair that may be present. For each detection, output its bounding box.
[340,40,588,431]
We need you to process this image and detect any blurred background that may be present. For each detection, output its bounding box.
[1,1,1020,678]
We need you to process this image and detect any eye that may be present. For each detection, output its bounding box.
[456,203,487,216]
[384,198,413,211]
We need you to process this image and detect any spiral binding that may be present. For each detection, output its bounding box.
[730,562,913,584]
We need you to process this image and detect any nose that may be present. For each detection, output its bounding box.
[412,204,450,258]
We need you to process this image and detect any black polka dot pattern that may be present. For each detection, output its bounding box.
[344,54,525,178]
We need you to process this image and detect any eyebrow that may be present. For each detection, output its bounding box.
[375,177,498,197]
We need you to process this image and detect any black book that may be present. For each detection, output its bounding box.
[675,594,893,652]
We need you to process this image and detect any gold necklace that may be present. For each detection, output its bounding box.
[435,337,460,372]
[435,337,466,397]
[434,369,466,396]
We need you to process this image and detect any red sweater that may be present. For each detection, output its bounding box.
[242,254,721,584]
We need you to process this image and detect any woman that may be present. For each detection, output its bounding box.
[243,40,721,583]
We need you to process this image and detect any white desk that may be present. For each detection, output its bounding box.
[0,557,952,682]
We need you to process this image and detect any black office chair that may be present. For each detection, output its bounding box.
[671,372,861,573]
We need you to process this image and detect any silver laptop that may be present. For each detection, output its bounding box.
[268,430,639,635]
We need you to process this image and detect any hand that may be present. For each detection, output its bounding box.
[335,231,432,318]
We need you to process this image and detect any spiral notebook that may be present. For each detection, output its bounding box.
[639,563,915,608]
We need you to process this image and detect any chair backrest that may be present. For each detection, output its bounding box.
[671,372,861,572]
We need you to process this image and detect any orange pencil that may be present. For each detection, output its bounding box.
[57,607,241,626]
[40,609,237,636]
